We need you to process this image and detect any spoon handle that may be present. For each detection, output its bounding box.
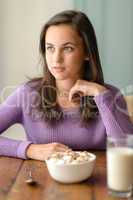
[29,170,32,178]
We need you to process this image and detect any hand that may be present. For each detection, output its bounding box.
[69,80,107,102]
[26,142,71,161]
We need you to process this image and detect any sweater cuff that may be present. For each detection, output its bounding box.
[94,90,113,106]
[17,141,33,159]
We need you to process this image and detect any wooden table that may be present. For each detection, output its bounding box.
[0,151,132,200]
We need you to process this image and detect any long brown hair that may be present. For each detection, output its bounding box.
[27,10,104,125]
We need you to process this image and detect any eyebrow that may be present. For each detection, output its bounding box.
[46,42,77,46]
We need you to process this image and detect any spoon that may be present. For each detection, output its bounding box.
[25,170,37,186]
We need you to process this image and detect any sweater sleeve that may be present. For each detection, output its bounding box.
[0,85,32,159]
[94,86,133,138]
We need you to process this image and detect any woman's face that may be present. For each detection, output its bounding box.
[45,24,87,81]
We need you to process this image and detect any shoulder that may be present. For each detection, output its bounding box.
[23,78,43,103]
[8,79,43,102]
[21,78,43,93]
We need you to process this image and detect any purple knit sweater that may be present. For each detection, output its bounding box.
[0,83,133,159]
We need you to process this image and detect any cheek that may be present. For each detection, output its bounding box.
[45,55,53,71]
[68,54,84,68]
[69,51,85,62]
[45,55,52,72]
[71,55,85,73]
[45,54,50,64]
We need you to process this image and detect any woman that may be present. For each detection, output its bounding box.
[0,10,132,161]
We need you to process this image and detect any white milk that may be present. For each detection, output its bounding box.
[107,147,133,191]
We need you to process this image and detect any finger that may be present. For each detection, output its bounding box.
[57,146,72,152]
[58,143,70,149]
[54,147,72,153]
[46,143,66,147]
[69,88,79,102]
[50,143,70,149]
[69,89,74,102]
[69,90,83,102]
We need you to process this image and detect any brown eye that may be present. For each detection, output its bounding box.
[46,46,55,52]
[64,46,74,52]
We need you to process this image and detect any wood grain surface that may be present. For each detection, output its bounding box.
[0,151,132,200]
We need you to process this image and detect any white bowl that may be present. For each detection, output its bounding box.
[45,152,96,183]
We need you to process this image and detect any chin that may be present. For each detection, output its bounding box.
[55,77,66,81]
[54,75,68,80]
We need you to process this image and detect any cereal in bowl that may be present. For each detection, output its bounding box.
[46,150,93,164]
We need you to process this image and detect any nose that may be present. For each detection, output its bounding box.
[53,50,63,64]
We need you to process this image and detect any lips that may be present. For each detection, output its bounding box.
[52,66,65,72]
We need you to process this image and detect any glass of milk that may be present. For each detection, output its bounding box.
[107,135,133,198]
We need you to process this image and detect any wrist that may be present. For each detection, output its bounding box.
[94,86,108,96]
[26,144,37,159]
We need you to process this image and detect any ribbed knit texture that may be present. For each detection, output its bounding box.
[0,83,133,159]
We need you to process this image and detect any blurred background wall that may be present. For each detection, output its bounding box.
[0,0,74,140]
[74,0,133,89]
[0,0,133,140]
